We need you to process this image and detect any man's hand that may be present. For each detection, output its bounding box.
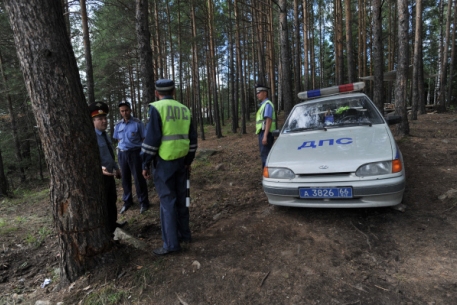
[262,117,272,145]
[142,169,151,180]
[102,166,115,176]
[115,169,121,179]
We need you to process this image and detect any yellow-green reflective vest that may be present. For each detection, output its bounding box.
[150,99,191,160]
[255,100,276,134]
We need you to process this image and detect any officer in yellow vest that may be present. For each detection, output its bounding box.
[141,79,198,255]
[255,84,276,168]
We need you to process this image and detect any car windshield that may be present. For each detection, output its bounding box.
[282,95,384,133]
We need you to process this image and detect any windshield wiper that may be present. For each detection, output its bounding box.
[288,126,327,133]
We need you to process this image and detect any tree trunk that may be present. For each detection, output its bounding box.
[191,0,205,140]
[372,0,384,112]
[279,0,293,116]
[4,0,114,284]
[437,0,453,112]
[0,148,9,197]
[294,0,301,95]
[345,0,354,83]
[446,0,457,106]
[207,0,222,138]
[267,1,277,112]
[234,0,246,134]
[0,50,26,182]
[395,0,410,135]
[302,0,309,89]
[335,0,344,84]
[80,0,95,104]
[228,0,238,133]
[412,0,423,120]
[135,0,155,107]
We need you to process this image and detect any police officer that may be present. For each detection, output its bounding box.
[255,84,276,168]
[113,101,150,214]
[89,102,122,233]
[141,79,198,255]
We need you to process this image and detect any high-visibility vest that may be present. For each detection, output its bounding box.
[150,99,191,160]
[255,100,276,134]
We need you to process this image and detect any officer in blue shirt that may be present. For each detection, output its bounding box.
[113,102,150,214]
[89,102,122,233]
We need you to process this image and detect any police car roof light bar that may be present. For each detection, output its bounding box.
[298,82,365,100]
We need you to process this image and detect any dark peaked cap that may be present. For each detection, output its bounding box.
[89,102,109,117]
[118,101,131,108]
[255,84,270,93]
[156,79,175,91]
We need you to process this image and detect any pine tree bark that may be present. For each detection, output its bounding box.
[0,50,26,182]
[294,0,301,95]
[4,0,114,284]
[207,0,222,138]
[412,0,423,120]
[437,0,453,112]
[135,0,155,106]
[345,0,354,83]
[80,0,95,104]
[190,0,205,140]
[395,0,410,135]
[0,148,8,197]
[446,0,457,106]
[372,0,384,112]
[234,0,246,134]
[335,0,344,84]
[279,0,293,116]
[302,0,309,89]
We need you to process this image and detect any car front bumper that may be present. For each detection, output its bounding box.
[262,175,405,208]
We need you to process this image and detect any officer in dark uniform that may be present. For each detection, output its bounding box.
[141,79,198,255]
[113,101,150,214]
[89,102,122,233]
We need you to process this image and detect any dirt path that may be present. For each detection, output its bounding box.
[1,112,457,304]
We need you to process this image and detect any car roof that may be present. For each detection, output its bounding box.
[295,92,368,107]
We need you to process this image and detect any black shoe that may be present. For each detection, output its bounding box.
[152,247,180,256]
[140,205,149,214]
[119,205,131,214]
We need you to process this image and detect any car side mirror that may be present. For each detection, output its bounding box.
[385,115,402,125]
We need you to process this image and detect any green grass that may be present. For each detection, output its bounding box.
[83,285,128,305]
[25,225,52,248]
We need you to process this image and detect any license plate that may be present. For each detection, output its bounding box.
[299,187,353,198]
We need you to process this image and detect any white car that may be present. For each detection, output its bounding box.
[262,82,405,208]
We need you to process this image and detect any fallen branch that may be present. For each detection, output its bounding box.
[351,222,371,250]
[259,271,270,287]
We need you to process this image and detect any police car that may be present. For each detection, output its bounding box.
[262,82,405,208]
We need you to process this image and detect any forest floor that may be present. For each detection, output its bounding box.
[0,110,457,305]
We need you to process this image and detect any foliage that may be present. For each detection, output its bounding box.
[83,285,128,305]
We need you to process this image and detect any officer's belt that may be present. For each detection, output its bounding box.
[162,134,189,141]
[117,147,141,152]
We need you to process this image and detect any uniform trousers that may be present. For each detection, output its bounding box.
[103,175,118,233]
[153,156,191,251]
[118,148,150,208]
[258,130,274,168]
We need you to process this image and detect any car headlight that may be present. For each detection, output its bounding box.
[356,159,402,177]
[263,167,295,179]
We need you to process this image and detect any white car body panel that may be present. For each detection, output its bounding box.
[262,91,405,208]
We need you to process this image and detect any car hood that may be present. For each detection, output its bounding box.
[267,125,396,174]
